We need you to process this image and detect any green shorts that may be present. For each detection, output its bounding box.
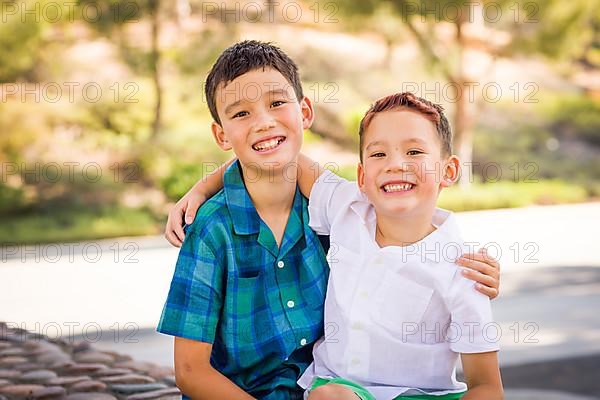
[310,377,465,400]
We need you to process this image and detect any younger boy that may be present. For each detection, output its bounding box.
[297,92,503,399]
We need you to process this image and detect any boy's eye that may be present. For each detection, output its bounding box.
[232,111,248,118]
[407,150,423,156]
[370,152,385,158]
[271,100,286,107]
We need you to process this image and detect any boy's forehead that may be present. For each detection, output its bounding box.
[215,67,295,104]
[364,110,441,147]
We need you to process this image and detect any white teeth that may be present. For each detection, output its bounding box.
[253,137,284,151]
[383,183,413,192]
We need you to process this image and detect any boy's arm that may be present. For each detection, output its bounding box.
[460,351,503,400]
[175,338,255,400]
[165,154,325,247]
[165,159,234,247]
[296,153,325,198]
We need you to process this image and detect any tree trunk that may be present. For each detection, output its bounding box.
[150,0,162,141]
[452,10,474,187]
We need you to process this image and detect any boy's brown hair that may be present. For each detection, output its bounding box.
[205,40,304,125]
[358,92,452,161]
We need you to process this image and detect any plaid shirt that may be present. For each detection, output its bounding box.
[157,161,329,400]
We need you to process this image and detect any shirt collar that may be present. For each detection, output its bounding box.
[223,161,306,256]
[349,192,462,261]
[224,161,261,235]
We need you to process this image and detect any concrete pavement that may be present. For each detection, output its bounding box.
[2,202,600,398]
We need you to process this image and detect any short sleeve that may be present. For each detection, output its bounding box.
[446,271,500,354]
[157,229,224,343]
[308,170,357,235]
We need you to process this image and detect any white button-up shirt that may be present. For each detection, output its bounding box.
[298,171,499,399]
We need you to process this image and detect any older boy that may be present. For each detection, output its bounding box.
[160,41,501,399]
[157,41,328,400]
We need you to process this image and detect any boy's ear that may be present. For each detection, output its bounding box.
[357,162,366,193]
[211,121,232,151]
[440,155,461,188]
[300,96,315,130]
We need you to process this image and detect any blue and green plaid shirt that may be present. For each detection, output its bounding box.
[157,161,329,400]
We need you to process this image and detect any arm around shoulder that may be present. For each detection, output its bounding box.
[174,337,255,400]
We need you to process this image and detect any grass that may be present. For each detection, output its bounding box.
[0,176,593,245]
[0,206,163,245]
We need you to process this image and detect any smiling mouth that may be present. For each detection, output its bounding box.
[381,182,415,193]
[252,136,286,152]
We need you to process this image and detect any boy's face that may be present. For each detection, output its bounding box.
[211,68,313,173]
[357,110,459,219]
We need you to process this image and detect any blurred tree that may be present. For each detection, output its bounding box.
[0,0,48,82]
[334,0,599,183]
[78,0,164,140]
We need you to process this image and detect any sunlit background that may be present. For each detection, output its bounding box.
[1,0,599,398]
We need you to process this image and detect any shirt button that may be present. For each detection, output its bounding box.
[277,260,285,268]
[359,291,369,299]
[300,338,307,346]
[351,358,361,365]
[287,300,295,308]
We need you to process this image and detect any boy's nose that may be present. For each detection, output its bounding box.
[384,154,408,173]
[254,112,276,132]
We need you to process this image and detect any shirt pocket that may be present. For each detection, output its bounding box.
[370,276,434,337]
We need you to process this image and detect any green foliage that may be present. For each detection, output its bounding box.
[0,183,27,215]
[546,95,600,145]
[0,1,44,82]
[160,161,227,201]
[439,180,589,211]
[0,205,161,245]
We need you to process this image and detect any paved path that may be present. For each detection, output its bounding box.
[1,202,600,398]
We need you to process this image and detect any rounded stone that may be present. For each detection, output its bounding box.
[0,356,28,366]
[0,348,25,357]
[125,388,181,400]
[74,352,115,364]
[113,361,154,373]
[47,376,91,386]
[91,368,132,377]
[36,352,72,365]
[99,374,155,384]
[161,376,175,386]
[19,369,58,383]
[109,383,168,394]
[0,384,45,396]
[63,363,108,375]
[15,362,45,372]
[0,380,9,388]
[70,380,108,392]
[31,386,67,399]
[147,367,174,381]
[65,393,117,400]
[0,370,21,379]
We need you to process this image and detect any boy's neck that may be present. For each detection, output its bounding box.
[374,209,437,248]
[240,161,298,221]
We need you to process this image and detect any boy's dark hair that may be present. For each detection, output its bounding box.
[205,40,304,125]
[358,92,452,161]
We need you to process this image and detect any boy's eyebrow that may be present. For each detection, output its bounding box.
[224,99,243,115]
[223,88,292,115]
[404,137,427,145]
[365,137,428,151]
[365,140,385,151]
